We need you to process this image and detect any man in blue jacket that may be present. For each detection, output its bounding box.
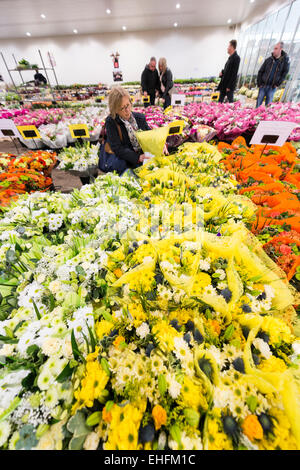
[256,42,290,107]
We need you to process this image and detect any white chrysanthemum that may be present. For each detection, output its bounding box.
[136,322,150,339]
[199,258,211,271]
[167,377,181,399]
[42,337,63,357]
[252,337,272,359]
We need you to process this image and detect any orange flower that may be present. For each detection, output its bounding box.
[210,319,221,336]
[102,406,113,423]
[113,268,123,279]
[242,414,263,441]
[152,405,167,430]
[113,335,125,349]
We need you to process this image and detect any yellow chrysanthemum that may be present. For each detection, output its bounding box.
[104,403,144,450]
[259,408,298,450]
[258,356,287,373]
[72,350,108,413]
[95,320,114,339]
[178,376,208,411]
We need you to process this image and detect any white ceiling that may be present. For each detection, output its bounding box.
[0,0,286,39]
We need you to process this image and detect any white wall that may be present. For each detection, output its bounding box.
[0,26,233,86]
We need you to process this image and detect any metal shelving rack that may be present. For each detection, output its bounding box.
[1,49,59,98]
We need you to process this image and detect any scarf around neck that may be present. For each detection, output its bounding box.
[120,114,141,152]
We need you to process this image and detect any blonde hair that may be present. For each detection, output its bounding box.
[158,57,167,73]
[108,86,131,119]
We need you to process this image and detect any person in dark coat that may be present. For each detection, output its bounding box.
[141,57,160,107]
[158,57,174,109]
[217,39,240,103]
[256,42,290,107]
[99,86,151,175]
[33,68,47,86]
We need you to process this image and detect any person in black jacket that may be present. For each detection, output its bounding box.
[217,39,240,103]
[158,57,174,109]
[256,42,290,108]
[33,68,47,86]
[99,86,151,175]
[141,57,160,107]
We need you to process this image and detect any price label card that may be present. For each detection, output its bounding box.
[0,119,21,138]
[250,121,299,147]
[69,124,90,139]
[142,96,150,104]
[171,94,185,106]
[210,92,220,102]
[168,120,185,136]
[17,125,41,140]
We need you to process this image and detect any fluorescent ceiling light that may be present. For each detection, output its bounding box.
[176,3,180,8]
[227,18,232,24]
[106,8,111,14]
[26,32,31,36]
[40,13,46,19]
[174,22,178,27]
[122,25,127,30]
[73,29,78,34]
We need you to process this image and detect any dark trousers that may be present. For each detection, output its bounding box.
[163,94,171,109]
[145,92,155,107]
[219,89,234,103]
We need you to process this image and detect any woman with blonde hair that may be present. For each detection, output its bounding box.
[99,86,150,174]
[158,57,174,109]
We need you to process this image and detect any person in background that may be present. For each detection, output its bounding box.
[217,39,240,103]
[256,41,290,108]
[100,86,151,175]
[158,57,174,109]
[33,67,47,86]
[141,57,160,107]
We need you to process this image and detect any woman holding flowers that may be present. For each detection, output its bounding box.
[99,86,151,175]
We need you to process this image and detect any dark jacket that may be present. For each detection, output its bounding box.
[159,68,174,98]
[105,112,150,167]
[257,50,290,88]
[141,65,160,96]
[217,51,240,92]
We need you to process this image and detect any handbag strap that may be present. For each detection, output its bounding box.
[100,119,123,143]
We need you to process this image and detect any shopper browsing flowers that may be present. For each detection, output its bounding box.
[99,86,152,175]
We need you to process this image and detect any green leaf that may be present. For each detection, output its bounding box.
[56,362,73,383]
[169,424,182,447]
[102,310,113,322]
[246,395,258,413]
[0,397,21,423]
[158,374,167,396]
[0,335,18,344]
[223,324,235,341]
[86,322,96,352]
[32,299,41,320]
[71,329,81,361]
[100,357,110,376]
[67,411,91,437]
[68,435,87,450]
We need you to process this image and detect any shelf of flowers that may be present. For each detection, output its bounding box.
[0,137,299,450]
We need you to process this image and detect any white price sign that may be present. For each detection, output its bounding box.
[0,119,21,139]
[250,121,299,147]
[171,94,185,106]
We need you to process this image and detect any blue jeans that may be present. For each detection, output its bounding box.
[256,86,275,107]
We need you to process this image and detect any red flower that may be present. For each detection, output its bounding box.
[279,244,292,255]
